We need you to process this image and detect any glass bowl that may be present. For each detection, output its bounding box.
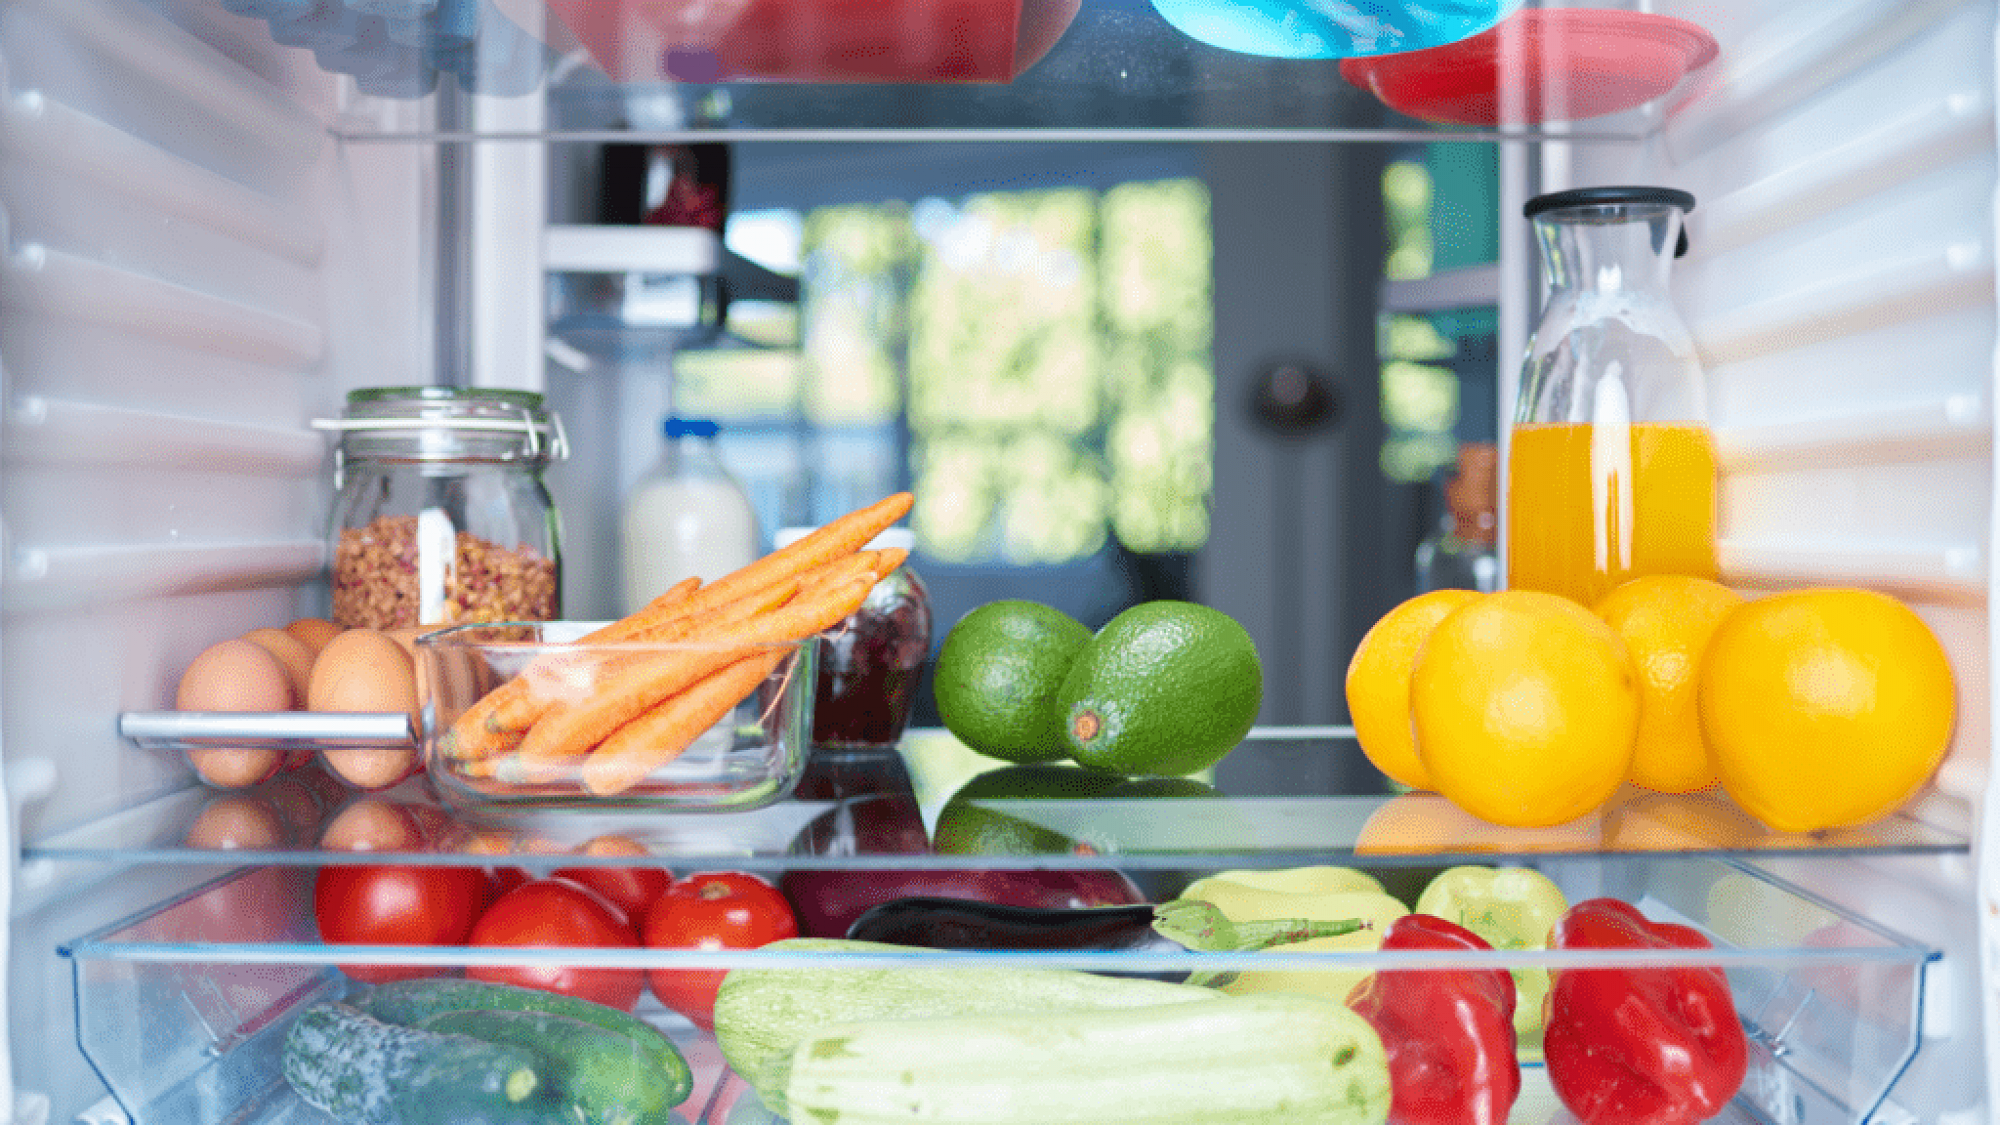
[415,622,814,813]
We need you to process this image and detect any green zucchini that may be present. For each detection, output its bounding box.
[354,977,692,1107]
[282,1001,542,1125]
[711,937,1218,1114]
[419,1008,684,1125]
[786,992,1393,1125]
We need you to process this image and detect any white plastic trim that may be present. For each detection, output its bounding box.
[543,225,725,276]
[1667,0,1980,159]
[1691,241,1994,368]
[3,539,325,615]
[1718,536,1987,601]
[8,0,324,167]
[0,89,324,266]
[3,397,323,474]
[1,243,324,369]
[1712,394,1992,472]
[1697,91,1994,258]
[1379,263,1502,314]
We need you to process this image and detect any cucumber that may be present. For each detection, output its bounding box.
[786,992,1393,1125]
[282,1001,542,1125]
[711,938,1218,1114]
[419,1007,685,1125]
[354,977,692,1107]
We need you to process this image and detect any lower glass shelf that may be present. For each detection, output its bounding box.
[63,856,1935,1125]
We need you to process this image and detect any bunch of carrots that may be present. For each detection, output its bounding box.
[440,492,914,797]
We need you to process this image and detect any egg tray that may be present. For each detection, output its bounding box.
[118,711,416,751]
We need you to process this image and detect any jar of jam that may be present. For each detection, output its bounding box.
[776,525,931,749]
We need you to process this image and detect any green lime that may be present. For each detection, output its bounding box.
[931,764,1128,856]
[1056,600,1263,776]
[932,600,1094,764]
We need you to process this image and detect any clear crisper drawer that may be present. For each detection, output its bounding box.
[63,857,1934,1125]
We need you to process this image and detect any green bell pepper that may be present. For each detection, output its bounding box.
[1413,865,1569,1051]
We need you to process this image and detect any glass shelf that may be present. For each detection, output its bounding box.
[49,724,1971,869]
[237,0,1710,143]
[61,856,1936,1125]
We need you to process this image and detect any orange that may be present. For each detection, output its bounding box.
[1345,589,1485,791]
[1355,791,1604,855]
[1411,590,1639,828]
[1592,575,1746,794]
[1699,587,1955,834]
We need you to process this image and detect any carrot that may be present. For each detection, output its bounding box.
[578,575,704,643]
[598,491,912,642]
[443,492,909,771]
[473,576,803,745]
[445,577,704,758]
[514,576,877,767]
[581,647,792,796]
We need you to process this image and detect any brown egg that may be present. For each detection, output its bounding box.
[176,639,290,788]
[284,617,343,656]
[319,797,428,852]
[183,793,289,850]
[241,625,316,770]
[385,627,435,699]
[240,627,315,707]
[308,629,420,790]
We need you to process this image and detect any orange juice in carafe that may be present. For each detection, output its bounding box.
[1510,186,1713,605]
[1506,421,1718,607]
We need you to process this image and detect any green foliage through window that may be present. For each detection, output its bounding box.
[681,179,1214,566]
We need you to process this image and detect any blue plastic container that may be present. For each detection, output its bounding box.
[1150,0,1524,59]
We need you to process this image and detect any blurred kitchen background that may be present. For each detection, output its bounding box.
[538,135,1504,796]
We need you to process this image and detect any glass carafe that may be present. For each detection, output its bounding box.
[1507,186,1717,608]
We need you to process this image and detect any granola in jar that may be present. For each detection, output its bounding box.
[319,387,565,630]
[332,515,558,630]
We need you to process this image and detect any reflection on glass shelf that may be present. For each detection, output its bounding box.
[38,732,1968,868]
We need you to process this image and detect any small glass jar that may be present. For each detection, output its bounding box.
[776,525,932,750]
[319,387,566,630]
[1417,441,1500,594]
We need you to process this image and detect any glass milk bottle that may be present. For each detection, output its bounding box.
[619,416,760,615]
[1507,186,1717,607]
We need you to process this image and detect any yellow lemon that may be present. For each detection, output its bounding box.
[1592,575,1746,794]
[1411,590,1639,828]
[1699,587,1955,834]
[1345,588,1485,791]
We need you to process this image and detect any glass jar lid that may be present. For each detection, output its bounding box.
[313,386,569,466]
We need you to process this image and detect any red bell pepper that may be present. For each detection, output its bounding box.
[1544,897,1748,1125]
[1346,913,1520,1125]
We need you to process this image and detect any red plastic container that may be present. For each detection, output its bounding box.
[1339,9,1719,126]
[545,0,1082,84]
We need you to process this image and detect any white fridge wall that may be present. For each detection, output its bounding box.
[1550,0,1995,1118]
[0,0,433,1111]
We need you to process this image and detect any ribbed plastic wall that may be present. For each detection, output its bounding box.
[0,0,428,1113]
[1558,1,1995,1121]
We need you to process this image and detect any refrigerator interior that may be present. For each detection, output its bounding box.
[0,0,1993,1122]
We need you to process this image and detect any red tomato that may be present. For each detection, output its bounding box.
[643,871,798,1029]
[467,878,644,1011]
[313,864,494,984]
[552,864,671,923]
[553,834,671,922]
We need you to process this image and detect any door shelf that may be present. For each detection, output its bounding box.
[63,857,1936,1125]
